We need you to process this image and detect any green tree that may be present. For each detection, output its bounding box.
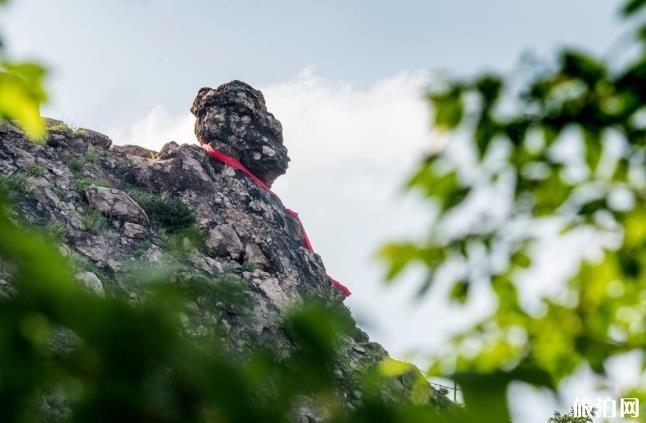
[547,408,594,423]
[381,0,646,421]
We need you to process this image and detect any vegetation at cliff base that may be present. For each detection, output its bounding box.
[0,195,457,421]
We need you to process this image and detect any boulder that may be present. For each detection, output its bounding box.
[206,224,244,259]
[84,186,149,225]
[244,243,269,270]
[76,128,112,150]
[44,118,73,147]
[123,222,148,239]
[112,144,158,158]
[159,141,180,158]
[190,80,290,187]
[75,272,104,297]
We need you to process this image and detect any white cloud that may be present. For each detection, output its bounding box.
[264,68,432,168]
[111,105,195,150]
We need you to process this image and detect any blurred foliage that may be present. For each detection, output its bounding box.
[380,0,646,420]
[0,0,46,140]
[0,61,46,139]
[0,194,462,422]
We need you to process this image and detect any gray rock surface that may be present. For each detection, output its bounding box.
[111,144,157,158]
[75,128,112,150]
[84,186,149,225]
[122,222,147,239]
[0,83,448,418]
[206,224,244,259]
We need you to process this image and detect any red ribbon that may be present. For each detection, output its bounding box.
[201,142,351,297]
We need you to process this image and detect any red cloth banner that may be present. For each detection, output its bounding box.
[201,142,351,297]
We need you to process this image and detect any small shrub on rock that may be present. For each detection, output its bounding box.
[26,163,45,177]
[81,208,108,234]
[162,226,206,256]
[128,189,195,233]
[67,158,83,172]
[45,221,67,240]
[45,118,71,133]
[242,261,257,272]
[84,146,98,163]
[74,176,110,190]
[0,173,34,194]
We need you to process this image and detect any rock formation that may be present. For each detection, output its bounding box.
[191,80,289,187]
[0,82,447,419]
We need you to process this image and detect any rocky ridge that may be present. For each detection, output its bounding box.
[0,81,447,418]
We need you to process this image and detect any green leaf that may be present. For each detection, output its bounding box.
[510,251,531,268]
[453,372,512,422]
[582,128,602,172]
[429,86,464,130]
[378,357,414,377]
[475,114,499,157]
[560,50,607,87]
[475,74,502,105]
[449,280,469,304]
[378,242,445,282]
[0,61,47,139]
[378,242,424,281]
[407,163,468,211]
[531,170,572,215]
[505,119,529,146]
[622,0,646,16]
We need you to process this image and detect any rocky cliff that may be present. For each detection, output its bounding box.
[0,81,446,419]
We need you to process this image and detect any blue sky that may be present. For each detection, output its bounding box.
[1,0,623,130]
[1,2,636,422]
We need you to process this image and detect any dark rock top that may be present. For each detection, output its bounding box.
[190,80,290,187]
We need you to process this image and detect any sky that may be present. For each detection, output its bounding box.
[0,1,637,421]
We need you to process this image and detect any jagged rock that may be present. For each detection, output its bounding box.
[206,224,244,259]
[75,272,104,297]
[123,143,214,192]
[123,222,147,239]
[43,118,73,147]
[159,141,179,157]
[244,243,269,270]
[84,186,149,225]
[76,128,112,150]
[112,144,157,158]
[190,80,290,187]
[251,277,294,311]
